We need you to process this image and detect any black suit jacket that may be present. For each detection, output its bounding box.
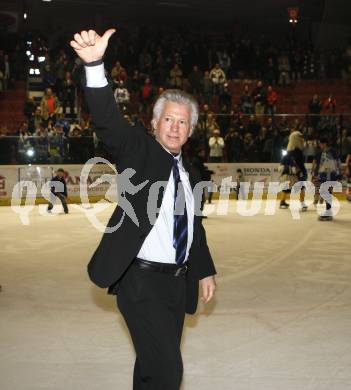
[84,85,216,314]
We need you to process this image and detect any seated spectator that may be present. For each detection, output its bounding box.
[56,113,70,136]
[218,51,231,74]
[139,48,152,74]
[246,115,261,137]
[169,64,183,88]
[209,63,226,94]
[68,127,83,163]
[202,70,213,103]
[278,53,291,85]
[17,121,30,137]
[324,94,337,114]
[188,65,202,95]
[225,128,243,162]
[304,133,318,163]
[33,107,43,132]
[256,127,271,162]
[114,80,130,112]
[264,57,277,85]
[24,95,37,132]
[111,61,127,83]
[68,119,82,136]
[42,64,56,91]
[239,84,253,114]
[265,116,277,133]
[34,124,49,163]
[262,134,274,163]
[48,124,66,164]
[0,53,10,91]
[61,71,76,115]
[17,125,32,164]
[337,128,351,161]
[251,80,266,116]
[204,112,219,139]
[53,54,69,98]
[193,105,216,142]
[208,129,225,162]
[219,82,232,108]
[130,69,143,94]
[308,94,323,128]
[40,87,60,123]
[242,132,257,161]
[217,104,231,137]
[0,56,5,92]
[139,77,154,115]
[266,85,278,115]
[0,124,11,147]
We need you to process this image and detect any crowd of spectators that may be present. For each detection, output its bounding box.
[2,104,350,165]
[0,114,93,165]
[1,26,351,164]
[191,105,351,163]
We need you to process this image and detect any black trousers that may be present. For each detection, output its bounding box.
[48,193,68,213]
[117,262,186,390]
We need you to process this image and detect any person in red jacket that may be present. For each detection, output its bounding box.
[266,85,278,115]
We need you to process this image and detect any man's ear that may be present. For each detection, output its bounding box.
[151,119,157,135]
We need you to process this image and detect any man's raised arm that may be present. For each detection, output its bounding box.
[70,29,135,157]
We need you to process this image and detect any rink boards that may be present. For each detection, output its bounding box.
[0,163,349,205]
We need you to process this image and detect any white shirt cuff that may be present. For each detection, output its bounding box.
[85,63,108,88]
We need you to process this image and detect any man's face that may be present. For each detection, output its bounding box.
[153,101,192,155]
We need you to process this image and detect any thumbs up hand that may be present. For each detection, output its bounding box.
[70,29,116,63]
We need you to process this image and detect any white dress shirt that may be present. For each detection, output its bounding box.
[137,153,194,264]
[85,64,194,264]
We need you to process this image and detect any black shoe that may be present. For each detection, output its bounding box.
[318,215,333,221]
[279,200,289,209]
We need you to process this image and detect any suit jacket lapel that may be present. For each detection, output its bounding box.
[182,158,197,190]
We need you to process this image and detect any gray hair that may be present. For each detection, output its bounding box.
[152,89,199,135]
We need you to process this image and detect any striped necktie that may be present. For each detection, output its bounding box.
[172,157,188,265]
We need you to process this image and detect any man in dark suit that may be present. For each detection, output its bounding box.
[71,29,216,390]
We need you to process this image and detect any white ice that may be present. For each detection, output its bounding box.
[1,200,351,390]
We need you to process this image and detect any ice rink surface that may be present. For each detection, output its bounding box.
[1,199,351,390]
